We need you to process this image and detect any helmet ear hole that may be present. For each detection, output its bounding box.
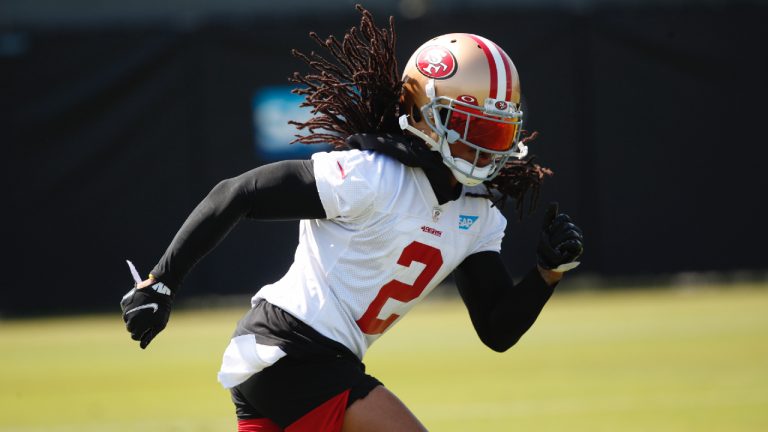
[412,104,422,123]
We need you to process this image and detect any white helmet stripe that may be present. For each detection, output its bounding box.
[493,42,513,101]
[473,35,507,101]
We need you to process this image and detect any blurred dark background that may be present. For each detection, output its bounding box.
[2,0,767,316]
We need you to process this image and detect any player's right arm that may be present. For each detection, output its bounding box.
[149,159,326,288]
[121,159,326,348]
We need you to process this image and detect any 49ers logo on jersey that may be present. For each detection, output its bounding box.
[415,46,457,79]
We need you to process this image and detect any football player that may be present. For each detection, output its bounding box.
[121,7,583,432]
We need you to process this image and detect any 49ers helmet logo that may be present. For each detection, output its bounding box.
[415,46,457,79]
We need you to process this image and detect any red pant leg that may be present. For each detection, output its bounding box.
[238,418,283,432]
[285,389,350,432]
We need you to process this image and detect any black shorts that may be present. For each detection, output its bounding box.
[229,300,383,427]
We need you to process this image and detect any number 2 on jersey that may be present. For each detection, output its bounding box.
[356,241,443,335]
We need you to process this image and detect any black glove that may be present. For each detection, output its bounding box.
[121,267,174,349]
[537,202,584,272]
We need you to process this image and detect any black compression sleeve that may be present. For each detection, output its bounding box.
[149,159,325,289]
[454,251,555,352]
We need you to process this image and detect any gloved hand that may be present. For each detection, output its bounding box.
[537,202,584,272]
[120,261,174,349]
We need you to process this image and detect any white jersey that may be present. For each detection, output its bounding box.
[253,149,507,359]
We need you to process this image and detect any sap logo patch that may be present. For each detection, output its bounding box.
[458,215,479,230]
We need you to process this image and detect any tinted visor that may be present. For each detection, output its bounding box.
[445,107,520,152]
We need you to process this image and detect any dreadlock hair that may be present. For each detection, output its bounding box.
[289,5,402,147]
[289,4,552,218]
[464,131,554,219]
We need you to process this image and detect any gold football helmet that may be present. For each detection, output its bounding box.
[399,33,527,186]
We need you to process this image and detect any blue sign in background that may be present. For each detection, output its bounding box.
[252,86,330,161]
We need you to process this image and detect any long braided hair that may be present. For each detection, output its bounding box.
[289,5,552,217]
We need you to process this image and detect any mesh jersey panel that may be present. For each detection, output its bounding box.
[254,150,507,359]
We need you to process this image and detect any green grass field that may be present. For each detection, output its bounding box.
[2,284,767,431]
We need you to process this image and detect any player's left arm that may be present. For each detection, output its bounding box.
[454,252,553,352]
[454,203,583,352]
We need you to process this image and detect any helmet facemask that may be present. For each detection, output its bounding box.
[399,79,528,186]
